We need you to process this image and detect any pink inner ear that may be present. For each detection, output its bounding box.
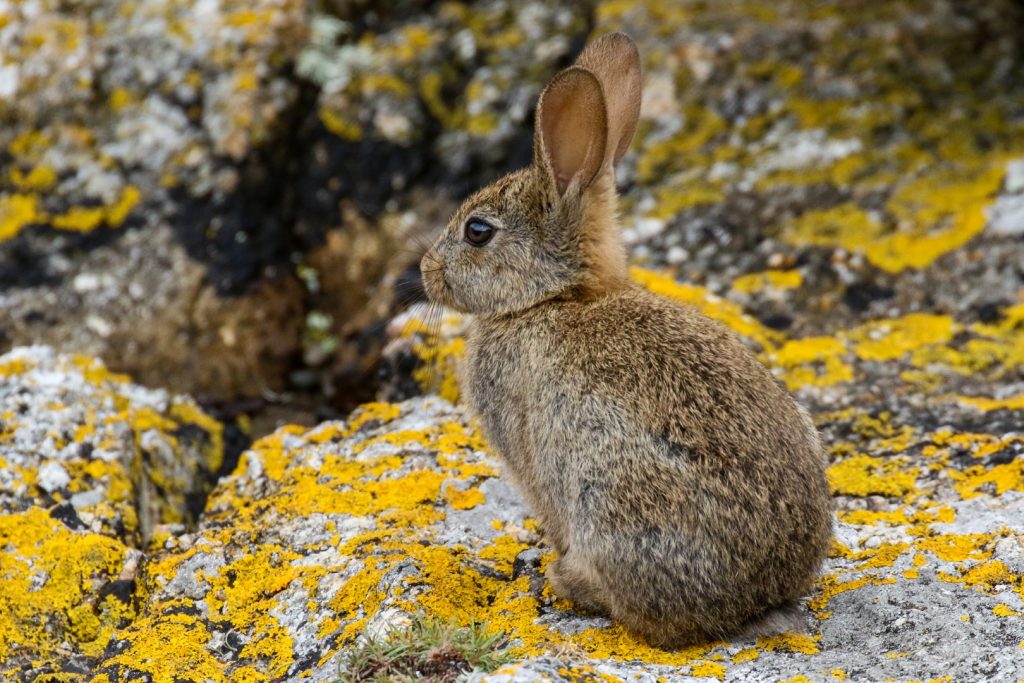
[547,99,599,190]
[539,69,607,196]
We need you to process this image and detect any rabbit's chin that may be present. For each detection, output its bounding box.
[420,267,456,310]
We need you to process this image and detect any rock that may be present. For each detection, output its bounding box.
[0,346,223,680]
[4,0,1024,680]
[82,385,1024,682]
[0,0,310,399]
[986,195,1024,236]
[0,0,592,407]
[291,0,591,407]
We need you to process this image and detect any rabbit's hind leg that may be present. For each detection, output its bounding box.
[546,554,608,616]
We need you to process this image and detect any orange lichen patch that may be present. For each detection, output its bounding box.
[71,354,133,386]
[778,675,815,683]
[0,508,138,668]
[631,268,783,351]
[846,314,958,362]
[50,185,142,232]
[827,454,919,498]
[844,542,911,571]
[770,336,853,390]
[8,164,57,191]
[847,410,914,444]
[731,648,760,663]
[783,203,882,256]
[320,105,362,140]
[0,193,43,241]
[731,269,803,294]
[202,547,298,679]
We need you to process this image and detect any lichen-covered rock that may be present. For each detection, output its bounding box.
[290,0,591,403]
[592,0,1024,337]
[298,2,589,191]
[0,346,223,680]
[372,264,1024,680]
[87,385,1024,681]
[0,0,309,398]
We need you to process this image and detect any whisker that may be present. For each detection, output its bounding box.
[394,222,439,255]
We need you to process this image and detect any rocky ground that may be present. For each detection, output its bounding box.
[2,0,1024,681]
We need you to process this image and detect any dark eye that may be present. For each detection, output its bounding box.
[464,219,495,246]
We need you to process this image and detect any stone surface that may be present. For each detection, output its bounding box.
[0,346,223,680]
[0,0,591,407]
[3,0,1024,681]
[0,0,310,399]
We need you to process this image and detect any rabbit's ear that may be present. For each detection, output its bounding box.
[535,66,608,198]
[575,32,642,168]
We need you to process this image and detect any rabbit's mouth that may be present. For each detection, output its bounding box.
[420,256,453,308]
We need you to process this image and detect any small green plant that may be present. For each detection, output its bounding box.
[339,614,512,683]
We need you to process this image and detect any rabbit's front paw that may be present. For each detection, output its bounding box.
[546,555,607,616]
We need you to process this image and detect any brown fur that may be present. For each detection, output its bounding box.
[421,32,833,648]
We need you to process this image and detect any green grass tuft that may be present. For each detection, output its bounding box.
[338,614,512,683]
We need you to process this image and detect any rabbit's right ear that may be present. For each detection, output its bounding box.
[575,32,642,168]
[534,66,608,198]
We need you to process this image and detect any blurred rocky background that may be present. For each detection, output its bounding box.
[3,0,1024,680]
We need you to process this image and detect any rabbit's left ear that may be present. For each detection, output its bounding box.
[575,32,642,169]
[535,66,608,198]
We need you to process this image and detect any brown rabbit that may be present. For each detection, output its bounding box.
[420,32,833,648]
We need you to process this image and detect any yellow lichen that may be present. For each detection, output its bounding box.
[320,105,362,141]
[445,485,486,510]
[937,560,1014,590]
[993,604,1020,618]
[770,337,853,389]
[847,314,958,362]
[827,454,918,498]
[732,269,802,294]
[0,193,42,241]
[756,633,820,655]
[98,613,226,683]
[690,660,727,679]
[0,508,137,667]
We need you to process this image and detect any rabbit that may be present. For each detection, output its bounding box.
[420,32,833,648]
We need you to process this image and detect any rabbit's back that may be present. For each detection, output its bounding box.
[466,283,832,644]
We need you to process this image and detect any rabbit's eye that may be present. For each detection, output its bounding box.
[464,219,494,247]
